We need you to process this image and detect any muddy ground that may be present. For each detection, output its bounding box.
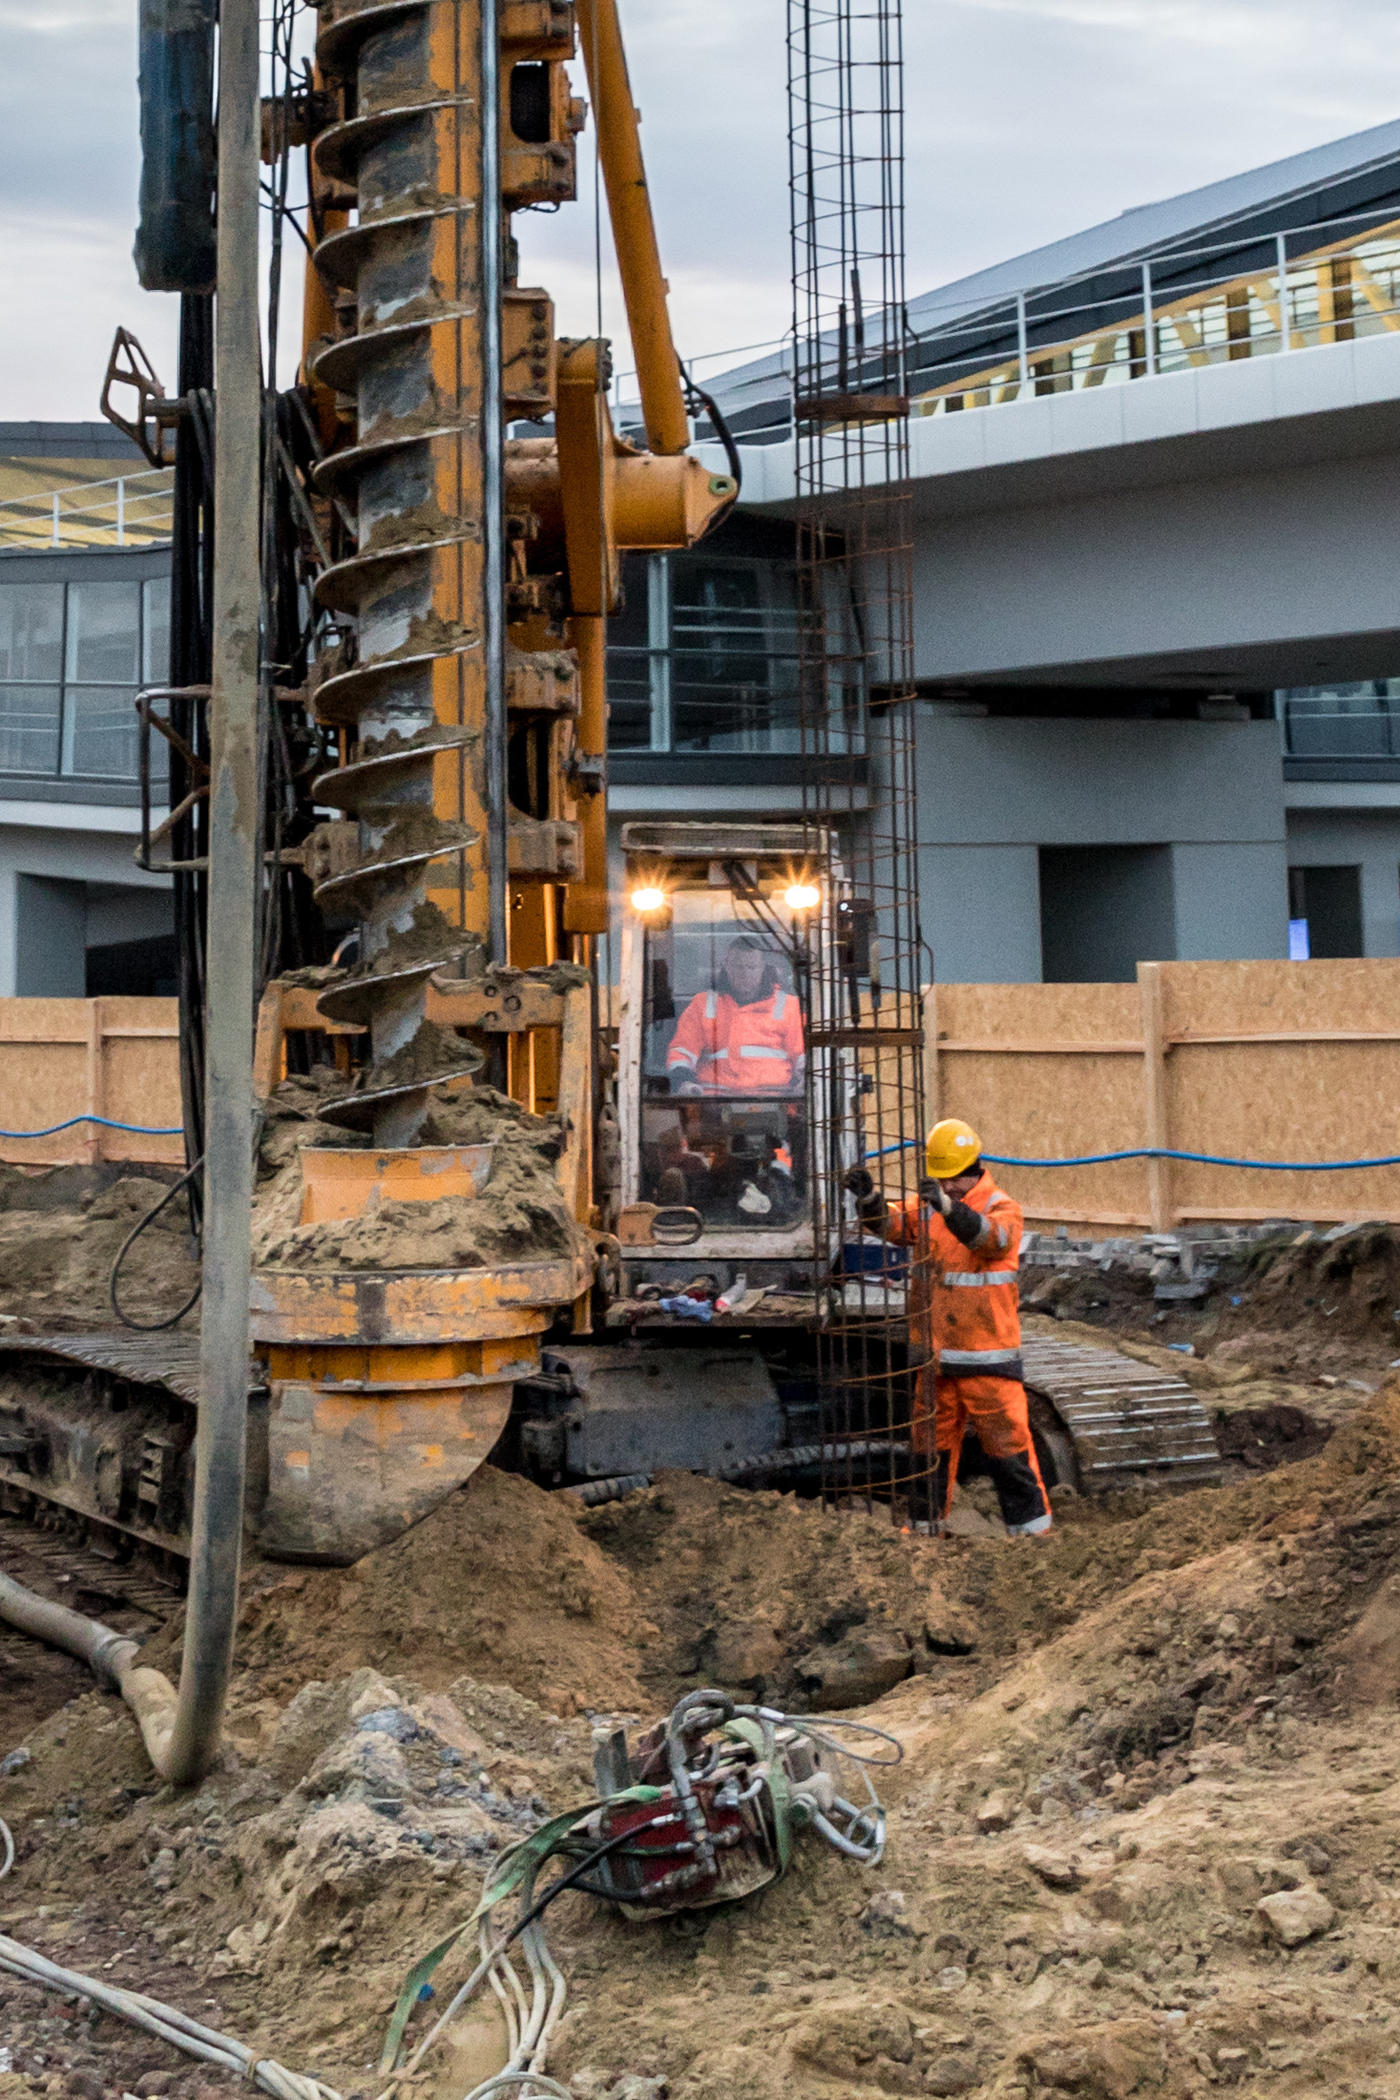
[3,1216,1400,2096]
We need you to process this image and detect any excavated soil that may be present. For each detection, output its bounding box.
[1025,1224,1400,1386]
[252,1075,586,1273]
[5,1193,1400,2096]
[0,1165,198,1333]
[4,1384,1400,2098]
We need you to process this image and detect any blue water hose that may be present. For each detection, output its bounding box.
[867,1138,1400,1172]
[0,1116,183,1141]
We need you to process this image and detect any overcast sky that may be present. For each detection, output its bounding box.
[0,0,1396,419]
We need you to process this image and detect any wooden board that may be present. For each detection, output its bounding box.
[0,998,182,1166]
[924,962,1400,1231]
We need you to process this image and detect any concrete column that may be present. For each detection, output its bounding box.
[14,874,87,996]
[919,843,1042,982]
[1170,842,1289,960]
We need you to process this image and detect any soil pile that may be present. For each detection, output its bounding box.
[5,1392,1400,2097]
[199,1465,651,1722]
[252,1076,585,1273]
[0,1164,197,1332]
[1026,1225,1400,1386]
[585,1471,963,1710]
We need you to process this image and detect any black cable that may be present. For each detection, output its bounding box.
[109,1157,205,1332]
[500,1826,646,1949]
[679,363,742,533]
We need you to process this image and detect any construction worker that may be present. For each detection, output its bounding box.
[845,1119,1052,1539]
[666,934,805,1096]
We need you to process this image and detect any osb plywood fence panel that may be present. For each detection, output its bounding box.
[926,961,1400,1230]
[0,998,182,1166]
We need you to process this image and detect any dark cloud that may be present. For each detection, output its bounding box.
[2,0,1394,413]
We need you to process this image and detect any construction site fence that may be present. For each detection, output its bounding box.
[7,964,1400,1230]
[926,960,1400,1233]
[0,999,183,1167]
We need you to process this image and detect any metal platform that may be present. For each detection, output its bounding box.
[1022,1334,1222,1489]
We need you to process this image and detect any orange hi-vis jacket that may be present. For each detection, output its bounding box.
[887,1167,1024,1375]
[665,984,804,1092]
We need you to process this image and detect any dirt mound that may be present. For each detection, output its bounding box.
[0,1166,197,1332]
[586,1470,969,1710]
[222,1466,650,1720]
[6,1390,1400,2098]
[933,1378,1400,1667]
[1217,1400,1333,1470]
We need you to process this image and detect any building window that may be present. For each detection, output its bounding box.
[1277,682,1400,760]
[607,551,806,755]
[0,574,167,782]
[1287,865,1363,958]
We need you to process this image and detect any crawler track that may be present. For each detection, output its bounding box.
[1022,1333,1222,1490]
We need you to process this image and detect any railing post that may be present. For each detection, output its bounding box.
[116,478,125,548]
[1015,290,1029,389]
[1141,261,1156,376]
[50,494,59,547]
[1138,961,1172,1233]
[1276,233,1291,350]
[922,982,939,1122]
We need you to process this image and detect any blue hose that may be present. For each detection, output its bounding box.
[0,1116,183,1141]
[867,1138,1400,1172]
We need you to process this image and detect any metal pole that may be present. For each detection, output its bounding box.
[116,478,125,548]
[480,0,509,967]
[1142,261,1155,376]
[51,493,59,547]
[1015,290,1029,388]
[165,0,262,1786]
[1276,232,1291,350]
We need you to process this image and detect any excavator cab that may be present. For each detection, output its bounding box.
[615,823,827,1294]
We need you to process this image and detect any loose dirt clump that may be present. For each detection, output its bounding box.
[221,1465,650,1720]
[0,1163,197,1332]
[252,1076,585,1273]
[1216,1399,1333,1470]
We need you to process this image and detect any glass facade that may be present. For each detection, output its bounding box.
[0,574,167,781]
[1277,681,1400,761]
[608,550,806,755]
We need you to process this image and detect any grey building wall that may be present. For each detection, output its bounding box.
[0,812,171,997]
[914,710,1288,982]
[911,447,1400,693]
[1284,806,1400,958]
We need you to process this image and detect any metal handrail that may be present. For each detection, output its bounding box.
[609,198,1400,444]
[0,463,176,551]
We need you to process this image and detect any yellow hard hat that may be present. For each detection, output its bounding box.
[925,1118,982,1180]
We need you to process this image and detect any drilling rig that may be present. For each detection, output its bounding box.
[0,0,739,1572]
[0,0,1221,1607]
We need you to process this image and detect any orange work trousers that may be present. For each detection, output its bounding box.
[912,1368,1051,1535]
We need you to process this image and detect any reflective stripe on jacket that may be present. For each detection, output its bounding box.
[886,1167,1023,1376]
[665,984,803,1091]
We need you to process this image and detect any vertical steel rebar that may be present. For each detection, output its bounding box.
[789,0,927,1522]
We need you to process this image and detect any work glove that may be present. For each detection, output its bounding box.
[844,1166,876,1202]
[919,1176,951,1215]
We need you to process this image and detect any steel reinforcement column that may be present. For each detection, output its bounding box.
[789,0,928,1521]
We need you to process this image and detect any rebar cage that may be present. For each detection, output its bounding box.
[788,0,929,1517]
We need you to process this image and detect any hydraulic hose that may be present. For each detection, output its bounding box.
[0,1571,181,1778]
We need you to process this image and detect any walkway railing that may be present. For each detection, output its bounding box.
[0,466,176,551]
[610,202,1400,445]
[915,207,1400,414]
